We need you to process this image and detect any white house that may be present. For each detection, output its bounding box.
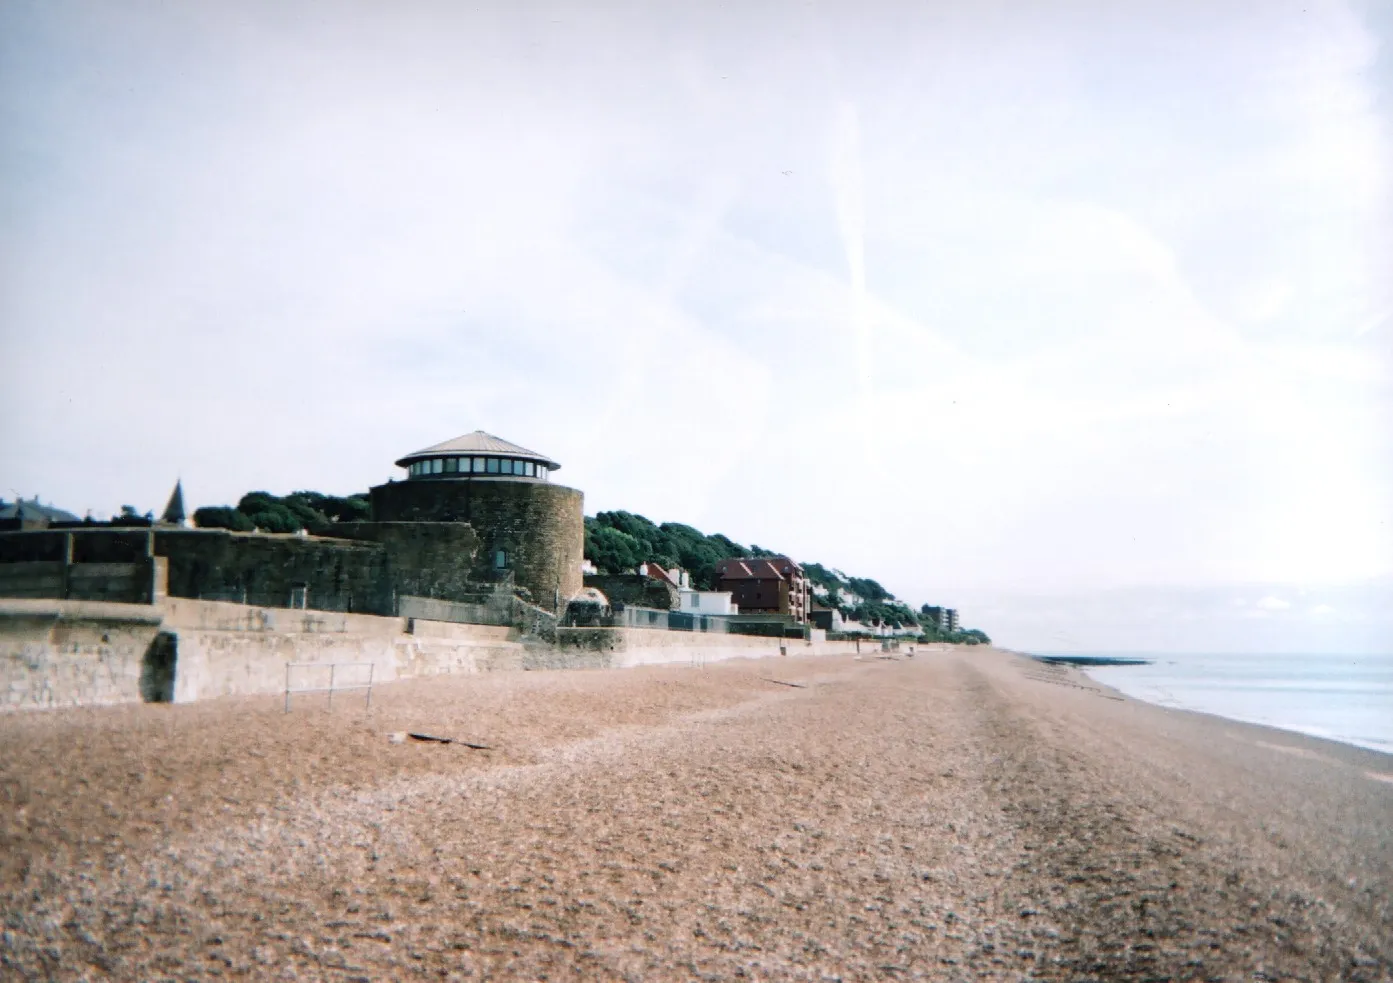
[678,589,738,616]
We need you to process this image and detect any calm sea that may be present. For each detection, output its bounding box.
[1059,653,1393,756]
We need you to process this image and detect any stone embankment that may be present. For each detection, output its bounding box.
[1,597,879,709]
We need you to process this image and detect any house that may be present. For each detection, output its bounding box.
[809,600,844,632]
[921,606,960,632]
[713,556,811,623]
[637,562,686,590]
[678,588,738,616]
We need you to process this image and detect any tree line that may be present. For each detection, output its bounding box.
[193,491,370,534]
[585,511,989,643]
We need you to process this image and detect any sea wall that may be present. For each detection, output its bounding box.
[0,598,532,709]
[162,598,529,702]
[0,600,166,709]
[554,626,869,669]
[1,597,878,711]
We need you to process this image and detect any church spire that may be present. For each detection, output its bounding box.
[160,479,186,526]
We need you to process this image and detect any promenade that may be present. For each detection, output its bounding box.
[2,648,1389,980]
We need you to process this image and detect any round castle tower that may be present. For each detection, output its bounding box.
[369,431,583,610]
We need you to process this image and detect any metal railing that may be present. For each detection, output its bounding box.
[284,661,376,712]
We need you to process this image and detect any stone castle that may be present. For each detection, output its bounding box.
[0,431,584,616]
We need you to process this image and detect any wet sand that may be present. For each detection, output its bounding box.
[2,647,1389,981]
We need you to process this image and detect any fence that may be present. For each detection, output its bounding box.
[574,606,739,634]
[283,661,376,712]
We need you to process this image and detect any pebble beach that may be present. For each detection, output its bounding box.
[2,647,1390,981]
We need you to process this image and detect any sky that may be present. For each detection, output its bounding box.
[1,0,1390,653]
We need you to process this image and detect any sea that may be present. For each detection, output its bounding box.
[1048,652,1393,756]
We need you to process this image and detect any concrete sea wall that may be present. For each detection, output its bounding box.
[1,598,889,711]
[0,600,166,709]
[553,626,873,668]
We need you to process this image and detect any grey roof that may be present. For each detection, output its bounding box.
[0,498,81,523]
[395,430,560,470]
[161,480,186,524]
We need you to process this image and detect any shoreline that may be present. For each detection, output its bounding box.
[1052,652,1393,759]
[1084,667,1393,759]
[1018,647,1393,758]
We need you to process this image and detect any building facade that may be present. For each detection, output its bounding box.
[713,556,811,623]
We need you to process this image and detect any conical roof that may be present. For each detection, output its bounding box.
[160,480,186,525]
[395,431,560,470]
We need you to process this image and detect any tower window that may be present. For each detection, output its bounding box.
[486,458,499,473]
[494,550,507,569]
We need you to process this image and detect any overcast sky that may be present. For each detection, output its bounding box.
[2,0,1389,652]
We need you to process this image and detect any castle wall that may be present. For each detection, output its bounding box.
[331,521,482,605]
[0,531,165,604]
[367,479,583,611]
[153,529,392,613]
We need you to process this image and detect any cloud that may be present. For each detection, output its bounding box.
[0,0,1389,644]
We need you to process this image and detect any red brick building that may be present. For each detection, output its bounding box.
[713,556,811,623]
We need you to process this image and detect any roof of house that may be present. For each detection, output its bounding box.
[640,563,681,588]
[395,431,560,470]
[0,498,82,525]
[715,557,799,581]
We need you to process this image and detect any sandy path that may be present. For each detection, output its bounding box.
[2,649,1389,981]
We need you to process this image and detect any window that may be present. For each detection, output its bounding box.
[523,461,534,477]
[431,458,443,474]
[692,594,701,609]
[444,457,458,473]
[494,549,507,569]
[472,457,485,473]
[486,458,499,473]
[409,462,417,476]
[500,459,513,475]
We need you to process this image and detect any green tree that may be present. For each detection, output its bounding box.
[585,524,647,574]
[193,506,254,532]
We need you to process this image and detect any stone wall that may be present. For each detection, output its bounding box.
[0,528,164,604]
[366,479,583,611]
[553,626,867,668]
[1,600,166,709]
[1,597,875,711]
[583,574,679,611]
[332,522,482,607]
[0,529,155,564]
[154,529,392,613]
